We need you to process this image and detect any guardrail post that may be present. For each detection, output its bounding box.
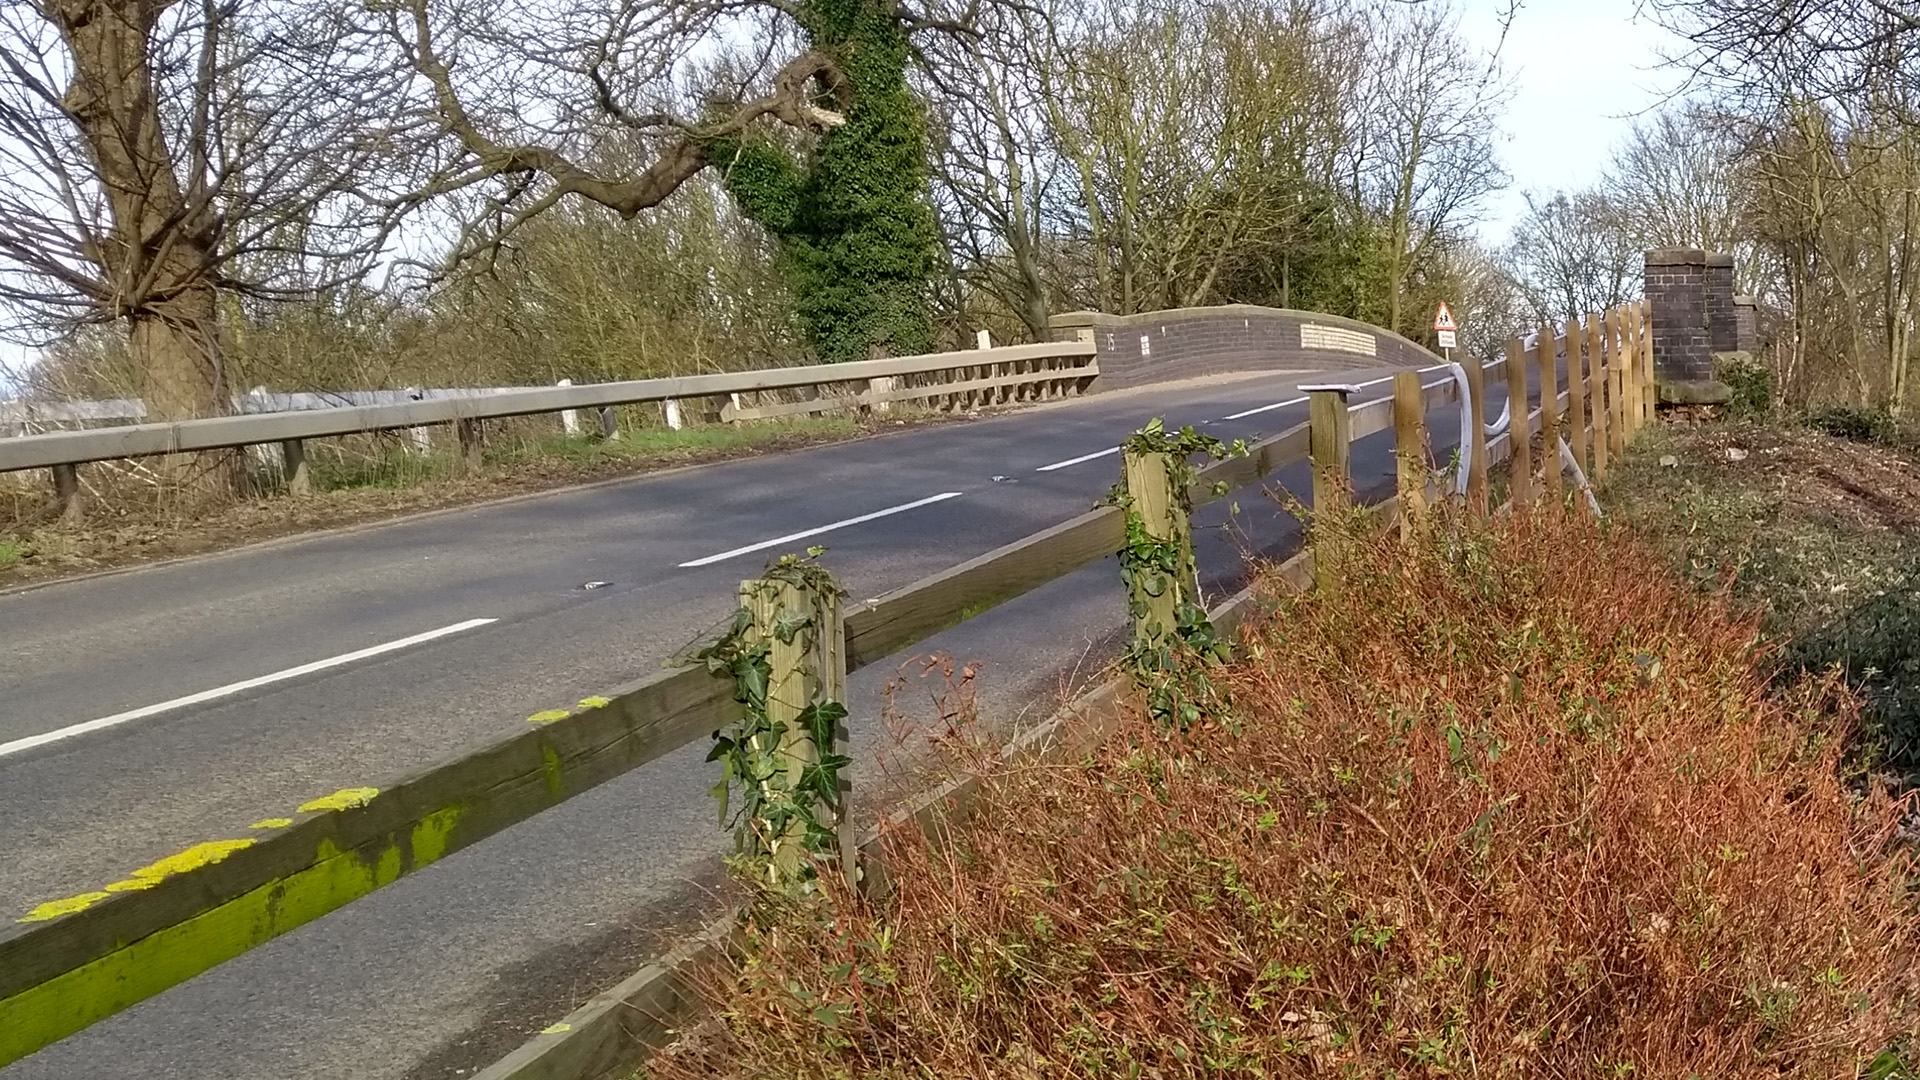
[1461,357,1490,513]
[597,407,618,440]
[557,379,579,436]
[51,463,81,524]
[1504,337,1533,508]
[1120,443,1196,648]
[1392,371,1428,540]
[455,418,483,473]
[281,438,310,496]
[1586,312,1609,482]
[1307,385,1353,589]
[664,399,684,430]
[1535,323,1561,501]
[737,566,849,891]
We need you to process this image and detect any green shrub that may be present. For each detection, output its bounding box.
[1806,404,1896,444]
[1783,558,1920,762]
[1717,354,1774,418]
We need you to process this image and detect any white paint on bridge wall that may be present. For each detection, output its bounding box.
[1300,323,1377,357]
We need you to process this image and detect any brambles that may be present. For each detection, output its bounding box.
[653,507,1920,1079]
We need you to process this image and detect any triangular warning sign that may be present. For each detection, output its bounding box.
[1433,302,1458,332]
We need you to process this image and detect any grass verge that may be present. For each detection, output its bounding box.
[651,507,1920,1078]
[1607,419,1920,765]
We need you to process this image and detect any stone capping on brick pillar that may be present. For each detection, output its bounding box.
[1048,304,1445,392]
[1645,247,1715,395]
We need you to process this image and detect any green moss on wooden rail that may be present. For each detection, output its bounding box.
[0,807,464,1068]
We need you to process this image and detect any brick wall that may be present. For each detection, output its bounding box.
[1734,295,1759,353]
[1706,253,1737,352]
[1645,248,1713,383]
[1049,305,1440,391]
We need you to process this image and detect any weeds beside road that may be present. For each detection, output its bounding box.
[651,507,1920,1079]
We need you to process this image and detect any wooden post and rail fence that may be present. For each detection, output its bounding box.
[0,301,1654,1076]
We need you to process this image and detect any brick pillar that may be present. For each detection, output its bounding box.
[1705,252,1737,352]
[1734,295,1758,352]
[1645,248,1712,385]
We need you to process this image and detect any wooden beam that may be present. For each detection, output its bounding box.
[1586,313,1609,482]
[1565,314,1588,478]
[1393,370,1428,540]
[0,663,739,1067]
[1308,388,1353,590]
[842,506,1125,670]
[1504,337,1532,507]
[1535,324,1561,501]
[1462,356,1490,512]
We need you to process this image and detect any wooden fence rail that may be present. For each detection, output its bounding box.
[0,302,1652,1071]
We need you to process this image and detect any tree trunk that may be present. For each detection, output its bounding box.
[50,0,231,496]
[53,0,225,424]
[130,280,225,423]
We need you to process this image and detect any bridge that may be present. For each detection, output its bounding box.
[0,293,1677,1080]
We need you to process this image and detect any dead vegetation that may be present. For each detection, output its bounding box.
[1609,419,1920,765]
[649,507,1920,1079]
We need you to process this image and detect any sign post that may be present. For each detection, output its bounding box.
[1433,302,1458,354]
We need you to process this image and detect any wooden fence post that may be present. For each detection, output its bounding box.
[1120,445,1196,645]
[1565,314,1588,479]
[1638,299,1656,426]
[1462,357,1490,513]
[1535,323,1561,501]
[1607,307,1628,460]
[739,570,848,890]
[1392,371,1428,540]
[281,438,310,496]
[1620,308,1643,438]
[1586,313,1609,482]
[1307,386,1353,589]
[1504,337,1533,508]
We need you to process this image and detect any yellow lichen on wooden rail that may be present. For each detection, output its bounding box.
[297,787,379,813]
[16,840,258,922]
[0,807,463,1068]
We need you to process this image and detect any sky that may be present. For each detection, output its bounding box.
[1459,0,1688,242]
[1,0,1687,394]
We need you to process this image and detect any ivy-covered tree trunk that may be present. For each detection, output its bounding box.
[709,0,938,362]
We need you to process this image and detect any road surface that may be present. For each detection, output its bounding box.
[0,362,1508,1079]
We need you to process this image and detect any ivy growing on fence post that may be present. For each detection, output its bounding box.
[697,550,852,893]
[1111,418,1246,730]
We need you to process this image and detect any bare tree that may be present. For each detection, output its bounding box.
[1352,0,1510,335]
[0,0,412,424]
[1503,190,1638,322]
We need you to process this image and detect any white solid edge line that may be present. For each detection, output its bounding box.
[0,617,500,760]
[1222,395,1308,421]
[1035,445,1120,472]
[679,492,964,568]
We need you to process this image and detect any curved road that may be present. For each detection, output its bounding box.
[0,362,1502,1079]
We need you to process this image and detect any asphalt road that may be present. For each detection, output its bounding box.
[0,361,1507,1079]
